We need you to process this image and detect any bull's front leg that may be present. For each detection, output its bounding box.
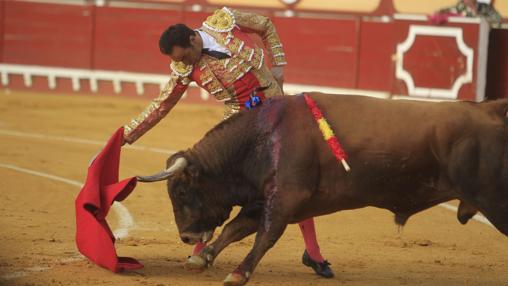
[223,190,298,286]
[223,209,288,286]
[185,202,263,272]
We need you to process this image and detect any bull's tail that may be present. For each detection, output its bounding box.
[394,213,410,226]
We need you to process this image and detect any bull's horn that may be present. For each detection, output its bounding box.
[136,157,188,182]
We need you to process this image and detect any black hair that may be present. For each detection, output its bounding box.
[159,24,195,55]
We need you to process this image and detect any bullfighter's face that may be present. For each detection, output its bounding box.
[169,34,202,66]
[166,164,230,245]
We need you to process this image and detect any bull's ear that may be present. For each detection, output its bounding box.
[137,156,188,182]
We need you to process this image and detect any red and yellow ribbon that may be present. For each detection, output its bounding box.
[303,94,351,172]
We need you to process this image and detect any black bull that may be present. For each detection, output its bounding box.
[138,93,508,286]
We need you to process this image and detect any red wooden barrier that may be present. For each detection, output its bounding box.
[275,16,360,87]
[391,16,488,101]
[0,0,507,102]
[0,1,4,63]
[357,20,395,91]
[94,6,183,73]
[3,1,94,68]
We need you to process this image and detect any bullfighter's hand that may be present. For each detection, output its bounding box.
[271,66,284,91]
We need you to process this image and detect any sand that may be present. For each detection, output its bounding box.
[0,90,506,286]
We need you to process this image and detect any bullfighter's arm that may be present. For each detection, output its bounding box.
[231,9,287,67]
[123,73,189,144]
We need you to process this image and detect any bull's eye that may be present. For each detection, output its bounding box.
[173,182,189,198]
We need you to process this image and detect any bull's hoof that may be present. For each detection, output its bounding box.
[184,255,207,272]
[223,272,249,286]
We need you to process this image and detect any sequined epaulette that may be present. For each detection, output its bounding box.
[170,61,193,77]
[203,7,236,33]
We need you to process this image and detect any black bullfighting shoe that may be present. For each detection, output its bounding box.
[302,250,335,278]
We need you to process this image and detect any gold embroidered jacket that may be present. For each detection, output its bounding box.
[124,7,287,144]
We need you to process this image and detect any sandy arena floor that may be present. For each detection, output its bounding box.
[0,90,507,286]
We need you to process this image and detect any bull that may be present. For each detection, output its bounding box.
[137,93,508,286]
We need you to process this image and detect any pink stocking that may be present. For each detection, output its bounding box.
[298,218,325,262]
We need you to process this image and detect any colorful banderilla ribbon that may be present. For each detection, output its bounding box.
[303,94,351,172]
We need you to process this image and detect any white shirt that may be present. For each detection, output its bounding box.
[196,30,231,56]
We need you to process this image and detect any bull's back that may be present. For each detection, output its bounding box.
[306,93,503,156]
[277,93,503,217]
[300,94,417,162]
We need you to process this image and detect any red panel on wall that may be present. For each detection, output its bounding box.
[274,17,359,88]
[357,20,395,91]
[404,36,466,89]
[392,20,480,101]
[93,6,184,73]
[456,23,480,101]
[3,1,93,68]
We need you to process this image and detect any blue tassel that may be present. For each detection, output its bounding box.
[245,94,262,110]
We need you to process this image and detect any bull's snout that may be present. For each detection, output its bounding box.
[180,231,214,245]
[181,235,190,244]
[180,232,203,245]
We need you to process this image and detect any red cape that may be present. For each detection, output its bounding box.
[75,127,143,272]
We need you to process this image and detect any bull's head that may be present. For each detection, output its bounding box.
[137,153,232,245]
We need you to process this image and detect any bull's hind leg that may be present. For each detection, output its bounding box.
[185,202,262,272]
